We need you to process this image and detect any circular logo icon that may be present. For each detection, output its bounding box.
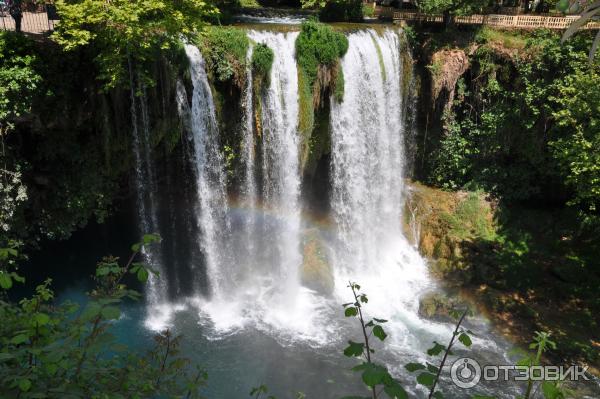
[451,357,481,389]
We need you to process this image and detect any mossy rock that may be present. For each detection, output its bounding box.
[404,181,496,283]
[300,229,334,295]
[418,291,465,322]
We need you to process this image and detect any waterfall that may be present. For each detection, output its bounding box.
[330,29,447,349]
[128,64,166,309]
[249,30,302,304]
[184,44,233,300]
[144,29,447,346]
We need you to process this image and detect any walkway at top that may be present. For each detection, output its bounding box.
[2,8,599,34]
[390,10,600,30]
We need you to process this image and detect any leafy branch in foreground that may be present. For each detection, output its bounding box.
[342,282,407,399]
[0,234,208,398]
[404,308,473,399]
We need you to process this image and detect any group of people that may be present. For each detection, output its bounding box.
[5,0,23,32]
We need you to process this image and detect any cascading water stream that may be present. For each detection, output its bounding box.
[184,44,233,301]
[126,27,522,398]
[249,30,302,306]
[128,64,167,312]
[330,29,452,352]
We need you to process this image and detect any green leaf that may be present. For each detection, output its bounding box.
[373,318,388,323]
[11,272,25,283]
[344,340,364,357]
[0,352,15,362]
[432,392,444,399]
[101,306,121,320]
[361,363,389,387]
[372,325,387,341]
[0,272,12,289]
[131,243,141,252]
[80,302,102,322]
[11,334,29,345]
[426,362,440,373]
[18,379,31,392]
[33,313,50,326]
[416,372,436,388]
[383,381,408,399]
[427,342,445,356]
[143,233,160,245]
[344,307,358,317]
[541,381,561,399]
[459,332,472,347]
[137,267,149,283]
[405,362,426,372]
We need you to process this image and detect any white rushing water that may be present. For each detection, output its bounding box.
[148,30,451,348]
[184,44,233,300]
[330,29,451,353]
[127,63,168,319]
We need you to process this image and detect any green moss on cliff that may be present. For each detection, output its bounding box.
[251,43,274,84]
[197,27,249,88]
[295,20,348,170]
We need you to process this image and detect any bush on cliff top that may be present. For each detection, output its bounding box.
[198,27,249,87]
[251,43,274,83]
[295,19,348,88]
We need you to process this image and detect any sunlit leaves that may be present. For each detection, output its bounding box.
[458,332,472,347]
[416,372,436,389]
[372,325,387,341]
[405,362,426,372]
[52,0,217,89]
[344,340,364,357]
[344,306,358,317]
[427,341,446,356]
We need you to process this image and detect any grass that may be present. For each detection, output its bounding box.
[475,27,527,50]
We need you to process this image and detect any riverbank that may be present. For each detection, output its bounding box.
[405,181,600,373]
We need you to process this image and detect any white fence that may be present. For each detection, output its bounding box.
[393,11,600,30]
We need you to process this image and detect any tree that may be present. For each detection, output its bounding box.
[0,234,208,398]
[52,0,218,89]
[550,65,600,216]
[560,0,600,61]
[415,0,490,27]
[0,32,41,243]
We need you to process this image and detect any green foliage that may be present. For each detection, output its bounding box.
[416,0,489,19]
[0,32,41,134]
[549,65,600,214]
[199,27,250,86]
[0,33,41,244]
[342,282,407,399]
[52,0,216,89]
[442,192,496,241]
[319,0,364,22]
[405,309,474,398]
[295,20,348,154]
[362,3,375,17]
[296,19,348,89]
[429,29,599,218]
[252,43,274,83]
[0,236,208,398]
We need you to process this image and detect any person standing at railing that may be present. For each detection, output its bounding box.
[8,0,22,32]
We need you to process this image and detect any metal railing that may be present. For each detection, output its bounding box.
[393,11,600,30]
[1,3,58,34]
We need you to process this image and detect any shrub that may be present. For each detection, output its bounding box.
[319,0,364,22]
[251,42,274,82]
[198,27,249,86]
[362,3,375,17]
[295,19,348,88]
